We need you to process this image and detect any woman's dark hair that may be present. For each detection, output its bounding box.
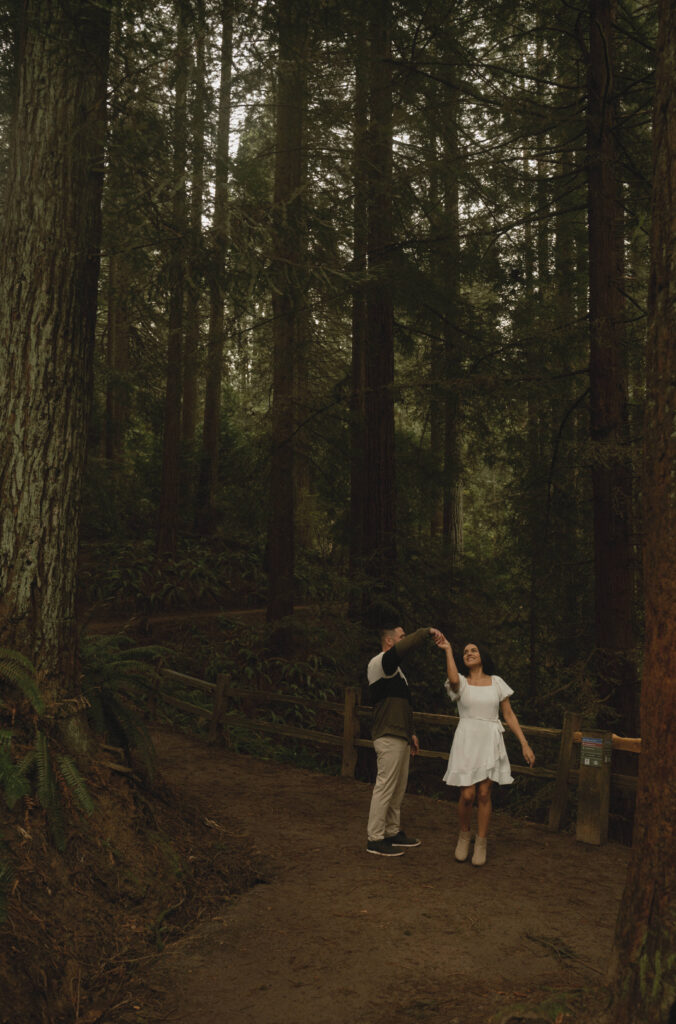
[461,643,497,676]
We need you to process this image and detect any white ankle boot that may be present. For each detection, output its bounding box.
[455,830,472,862]
[472,835,487,866]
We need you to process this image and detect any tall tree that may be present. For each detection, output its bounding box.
[0,0,110,706]
[362,0,396,598]
[586,0,638,730]
[182,0,207,453]
[603,3,676,1017]
[266,0,308,621]
[157,0,190,555]
[348,19,369,617]
[198,0,234,533]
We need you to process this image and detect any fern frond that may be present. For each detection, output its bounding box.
[55,755,94,816]
[34,731,57,810]
[0,648,45,714]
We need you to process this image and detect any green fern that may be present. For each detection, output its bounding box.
[0,648,45,714]
[80,635,161,780]
[55,754,95,816]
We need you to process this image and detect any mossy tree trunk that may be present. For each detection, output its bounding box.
[0,0,110,706]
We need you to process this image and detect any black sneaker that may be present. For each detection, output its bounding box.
[366,838,405,857]
[388,831,421,848]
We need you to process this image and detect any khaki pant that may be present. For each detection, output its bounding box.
[367,735,411,841]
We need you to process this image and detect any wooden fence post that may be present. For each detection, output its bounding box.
[548,710,582,831]
[342,686,359,777]
[576,729,613,845]
[208,673,228,744]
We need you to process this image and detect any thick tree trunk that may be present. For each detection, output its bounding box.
[586,0,638,732]
[266,0,308,621]
[0,0,110,701]
[198,0,234,533]
[157,0,190,556]
[603,4,676,1018]
[363,0,396,597]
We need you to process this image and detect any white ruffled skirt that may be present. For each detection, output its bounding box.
[443,717,514,787]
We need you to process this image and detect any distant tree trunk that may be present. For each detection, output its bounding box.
[363,0,396,597]
[441,88,463,565]
[104,10,133,465]
[0,0,110,704]
[198,0,234,533]
[348,23,369,618]
[157,0,190,556]
[183,0,206,455]
[266,0,308,621]
[603,5,676,1018]
[586,0,638,731]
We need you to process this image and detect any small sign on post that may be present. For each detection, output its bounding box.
[576,728,612,845]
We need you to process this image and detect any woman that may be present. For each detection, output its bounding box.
[435,636,535,866]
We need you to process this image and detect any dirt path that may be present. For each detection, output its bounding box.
[132,728,630,1024]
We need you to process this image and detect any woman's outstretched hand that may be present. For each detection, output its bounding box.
[433,631,450,650]
[522,742,535,767]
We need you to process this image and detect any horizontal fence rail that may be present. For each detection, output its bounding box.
[141,667,640,845]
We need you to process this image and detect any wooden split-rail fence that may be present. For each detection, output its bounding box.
[140,665,641,847]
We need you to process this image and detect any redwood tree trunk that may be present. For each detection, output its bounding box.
[586,0,638,731]
[183,0,206,453]
[0,0,110,701]
[363,0,396,597]
[348,21,368,618]
[157,0,190,556]
[603,3,676,1018]
[198,0,234,533]
[266,0,308,621]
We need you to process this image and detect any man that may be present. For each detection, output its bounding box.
[366,624,440,856]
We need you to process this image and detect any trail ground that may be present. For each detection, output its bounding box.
[125,727,630,1024]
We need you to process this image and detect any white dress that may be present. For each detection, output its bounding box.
[442,674,514,787]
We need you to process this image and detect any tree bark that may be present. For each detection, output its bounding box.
[586,0,638,731]
[603,3,676,1017]
[157,0,190,556]
[363,0,396,598]
[198,0,234,533]
[348,21,369,618]
[266,0,308,621]
[183,0,206,453]
[105,251,131,463]
[0,0,110,701]
[441,86,463,566]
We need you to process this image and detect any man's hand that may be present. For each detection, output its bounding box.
[410,734,420,756]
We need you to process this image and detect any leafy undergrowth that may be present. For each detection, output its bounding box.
[0,752,267,1024]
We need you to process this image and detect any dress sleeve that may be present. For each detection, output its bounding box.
[494,676,514,702]
[444,674,466,703]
